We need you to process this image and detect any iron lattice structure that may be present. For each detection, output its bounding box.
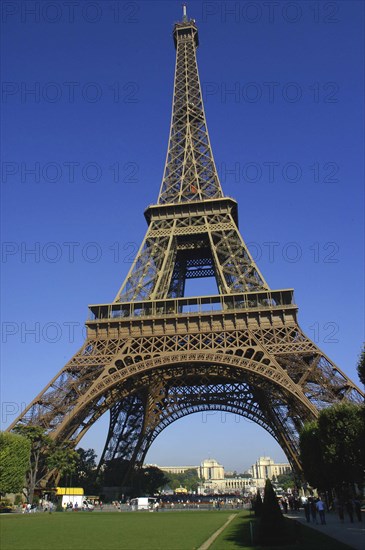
[8,14,363,481]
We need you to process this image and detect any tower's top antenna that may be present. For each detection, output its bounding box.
[182,3,187,22]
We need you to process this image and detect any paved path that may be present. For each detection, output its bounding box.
[286,511,364,550]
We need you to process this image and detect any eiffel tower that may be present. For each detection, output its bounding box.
[8,8,363,482]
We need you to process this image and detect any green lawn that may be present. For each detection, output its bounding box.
[0,511,235,550]
[0,511,355,550]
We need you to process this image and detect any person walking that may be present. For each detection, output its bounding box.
[316,497,326,525]
[303,497,310,523]
[353,498,362,522]
[281,497,288,514]
[309,497,317,524]
[346,500,354,523]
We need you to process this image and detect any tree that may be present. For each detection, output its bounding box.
[0,432,30,495]
[357,345,365,386]
[276,472,296,491]
[257,479,286,545]
[103,457,130,487]
[13,426,50,503]
[164,469,201,493]
[102,460,168,497]
[253,489,263,517]
[60,448,99,494]
[13,425,78,503]
[47,447,79,478]
[299,420,328,490]
[318,402,364,489]
[138,467,169,496]
[300,403,365,493]
[75,448,97,479]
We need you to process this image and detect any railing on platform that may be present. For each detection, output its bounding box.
[88,289,295,321]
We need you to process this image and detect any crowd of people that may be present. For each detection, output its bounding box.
[111,496,248,512]
[301,495,362,525]
[334,497,362,524]
[302,496,326,524]
[21,501,54,513]
[16,492,363,524]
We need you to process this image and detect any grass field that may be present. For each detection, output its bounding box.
[0,511,234,550]
[0,510,354,550]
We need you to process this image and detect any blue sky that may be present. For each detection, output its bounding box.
[1,1,364,472]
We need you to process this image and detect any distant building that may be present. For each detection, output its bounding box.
[200,458,224,480]
[201,475,256,495]
[145,456,291,495]
[250,456,291,484]
[198,459,255,495]
[145,464,200,476]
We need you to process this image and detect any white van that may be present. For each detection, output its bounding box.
[130,497,157,511]
[82,499,95,511]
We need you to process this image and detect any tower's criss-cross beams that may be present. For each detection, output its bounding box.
[8,8,363,484]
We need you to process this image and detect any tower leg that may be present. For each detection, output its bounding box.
[98,394,146,487]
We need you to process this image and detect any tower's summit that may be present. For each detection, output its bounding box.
[173,4,199,49]
[163,9,219,205]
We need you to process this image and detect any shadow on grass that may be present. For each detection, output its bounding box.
[210,512,253,549]
[222,519,252,548]
[210,513,354,550]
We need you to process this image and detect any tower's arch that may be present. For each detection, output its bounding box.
[40,350,317,476]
